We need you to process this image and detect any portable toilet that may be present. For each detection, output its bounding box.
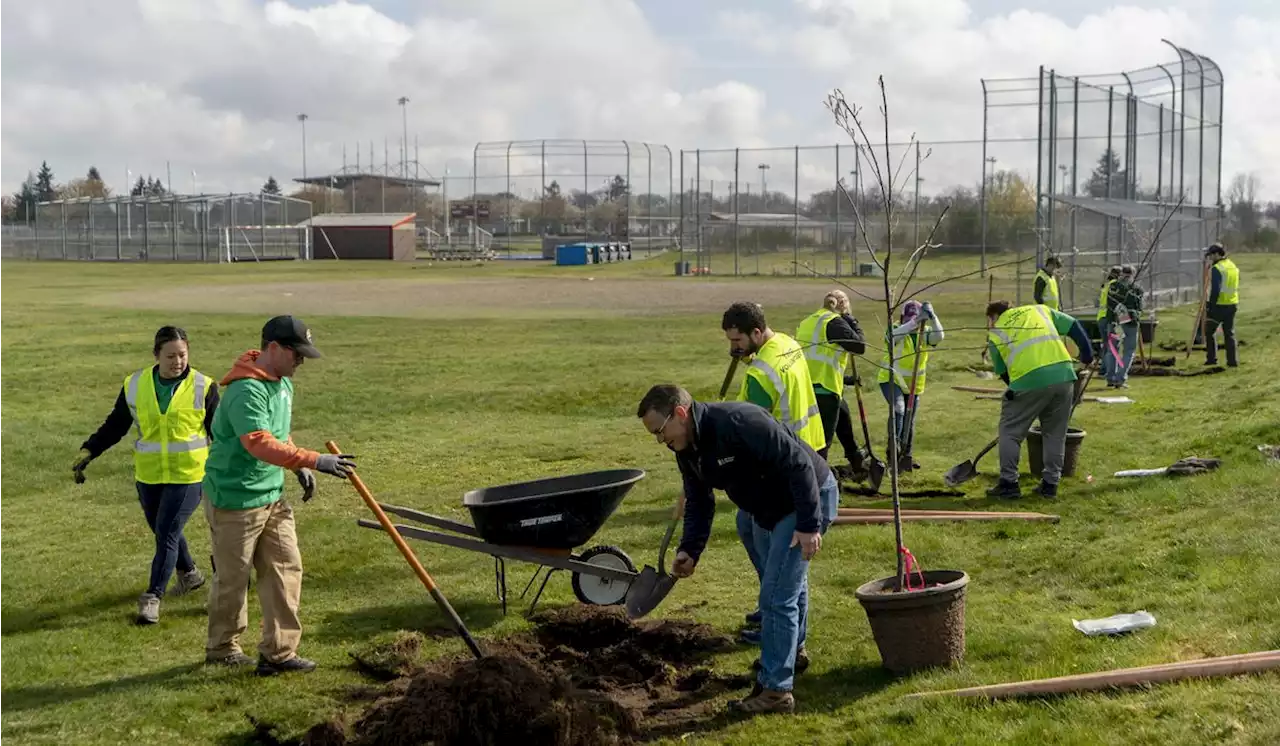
[555,243,590,266]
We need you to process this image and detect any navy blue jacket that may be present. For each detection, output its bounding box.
[674,401,830,562]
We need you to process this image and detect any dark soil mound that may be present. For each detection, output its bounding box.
[312,605,747,746]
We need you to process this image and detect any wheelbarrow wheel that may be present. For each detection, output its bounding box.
[571,545,637,606]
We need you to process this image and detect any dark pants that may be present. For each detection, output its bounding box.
[815,392,862,465]
[136,482,203,597]
[1204,304,1238,366]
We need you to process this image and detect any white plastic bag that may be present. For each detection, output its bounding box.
[1072,610,1157,636]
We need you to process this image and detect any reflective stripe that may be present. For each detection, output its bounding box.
[134,436,210,453]
[191,372,207,410]
[803,311,842,370]
[125,370,144,446]
[747,357,822,433]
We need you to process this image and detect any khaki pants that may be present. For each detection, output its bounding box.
[205,499,303,663]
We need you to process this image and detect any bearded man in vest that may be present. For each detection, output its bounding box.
[1034,256,1063,310]
[794,290,866,472]
[723,301,834,644]
[202,316,356,675]
[984,301,1093,499]
[1203,243,1240,367]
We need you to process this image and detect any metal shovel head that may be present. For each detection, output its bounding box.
[624,566,677,619]
[867,455,887,492]
[943,460,978,487]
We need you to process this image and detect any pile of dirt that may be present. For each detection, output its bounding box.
[301,606,749,746]
[1130,364,1226,377]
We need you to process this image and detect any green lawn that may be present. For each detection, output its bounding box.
[2,255,1278,745]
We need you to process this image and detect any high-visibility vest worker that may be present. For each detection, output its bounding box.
[1096,273,1119,321]
[1215,258,1239,305]
[796,309,850,398]
[124,366,212,484]
[1035,267,1061,310]
[987,305,1073,383]
[877,331,930,394]
[738,332,826,451]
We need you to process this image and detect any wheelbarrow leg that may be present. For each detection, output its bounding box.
[494,557,508,616]
[527,568,559,616]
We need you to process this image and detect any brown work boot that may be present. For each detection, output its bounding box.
[729,688,795,715]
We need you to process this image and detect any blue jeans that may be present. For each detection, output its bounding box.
[737,474,839,584]
[136,482,203,597]
[1107,322,1139,384]
[879,382,922,450]
[1099,321,1113,380]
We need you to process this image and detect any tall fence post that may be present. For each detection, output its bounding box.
[793,145,799,276]
[695,149,701,270]
[980,79,989,277]
[115,202,122,260]
[61,202,68,259]
[261,193,267,258]
[88,199,96,260]
[173,196,179,260]
[733,148,740,276]
[913,141,921,250]
[144,201,151,261]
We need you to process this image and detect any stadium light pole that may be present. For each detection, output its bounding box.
[297,113,309,181]
[398,97,409,179]
[757,163,770,212]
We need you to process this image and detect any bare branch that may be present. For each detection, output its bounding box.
[895,205,952,305]
[899,254,1038,306]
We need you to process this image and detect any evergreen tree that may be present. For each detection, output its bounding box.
[131,176,147,197]
[35,161,56,202]
[1083,148,1128,198]
[12,180,37,222]
[262,176,281,195]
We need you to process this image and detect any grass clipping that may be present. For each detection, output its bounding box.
[307,606,745,746]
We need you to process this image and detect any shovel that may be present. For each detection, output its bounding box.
[848,358,886,491]
[943,437,998,487]
[717,356,741,400]
[624,493,685,619]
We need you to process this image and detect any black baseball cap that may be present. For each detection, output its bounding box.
[262,315,322,358]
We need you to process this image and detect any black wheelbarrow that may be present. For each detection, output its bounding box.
[355,468,647,615]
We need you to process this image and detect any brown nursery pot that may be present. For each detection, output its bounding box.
[854,569,970,674]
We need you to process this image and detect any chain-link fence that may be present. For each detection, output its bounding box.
[3,194,313,262]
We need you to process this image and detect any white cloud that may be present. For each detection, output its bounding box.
[0,0,1275,202]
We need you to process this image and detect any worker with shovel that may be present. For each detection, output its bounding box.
[984,301,1094,499]
[636,384,838,715]
[795,290,867,473]
[201,316,356,675]
[1103,265,1144,388]
[723,301,827,641]
[877,300,944,471]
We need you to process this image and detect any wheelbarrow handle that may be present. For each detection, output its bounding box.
[327,440,485,660]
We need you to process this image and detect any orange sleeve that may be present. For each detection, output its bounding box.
[240,431,320,470]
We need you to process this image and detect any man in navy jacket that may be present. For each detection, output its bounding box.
[637,384,839,715]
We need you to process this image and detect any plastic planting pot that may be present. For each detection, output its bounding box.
[854,569,969,674]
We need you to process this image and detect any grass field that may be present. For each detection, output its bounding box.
[3,253,1279,745]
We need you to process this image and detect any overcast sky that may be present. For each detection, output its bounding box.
[2,0,1276,202]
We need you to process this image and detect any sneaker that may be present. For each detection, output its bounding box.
[136,593,160,625]
[171,568,206,596]
[205,651,255,666]
[256,655,318,676]
[751,647,810,676]
[729,688,795,715]
[985,479,1022,499]
[1032,481,1058,499]
[744,610,762,626]
[739,627,761,645]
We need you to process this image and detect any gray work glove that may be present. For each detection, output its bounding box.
[296,467,317,501]
[922,301,936,320]
[315,453,357,478]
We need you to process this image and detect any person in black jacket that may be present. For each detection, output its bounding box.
[637,384,839,715]
[75,326,220,624]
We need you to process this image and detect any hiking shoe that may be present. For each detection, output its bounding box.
[729,688,795,715]
[171,568,206,596]
[136,593,160,625]
[751,647,810,676]
[256,655,318,676]
[744,610,762,626]
[739,627,761,645]
[986,479,1022,499]
[1032,481,1058,499]
[205,651,255,666]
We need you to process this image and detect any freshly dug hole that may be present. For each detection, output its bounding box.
[334,605,744,745]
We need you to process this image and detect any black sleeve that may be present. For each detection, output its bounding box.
[81,388,134,458]
[1033,276,1047,304]
[204,383,220,439]
[728,410,821,534]
[826,315,866,354]
[1208,266,1221,305]
[675,457,716,562]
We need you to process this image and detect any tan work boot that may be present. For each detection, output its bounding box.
[729,688,795,714]
[171,568,206,596]
[136,593,160,625]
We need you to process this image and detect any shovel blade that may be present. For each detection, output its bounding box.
[943,461,978,487]
[624,566,677,619]
[868,457,887,492]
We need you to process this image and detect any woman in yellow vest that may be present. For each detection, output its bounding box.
[877,300,944,470]
[74,326,219,625]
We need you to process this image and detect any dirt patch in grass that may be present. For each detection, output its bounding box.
[88,275,983,320]
[302,606,749,745]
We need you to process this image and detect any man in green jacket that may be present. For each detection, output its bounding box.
[202,316,356,675]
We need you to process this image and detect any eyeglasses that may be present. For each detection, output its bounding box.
[650,413,672,441]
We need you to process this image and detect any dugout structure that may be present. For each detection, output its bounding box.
[982,38,1224,311]
[7,193,313,262]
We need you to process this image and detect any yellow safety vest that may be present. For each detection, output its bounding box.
[987,305,1072,383]
[124,367,211,485]
[1215,258,1239,305]
[1036,269,1060,310]
[1096,280,1114,321]
[796,309,848,397]
[877,330,929,394]
[737,332,826,451]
